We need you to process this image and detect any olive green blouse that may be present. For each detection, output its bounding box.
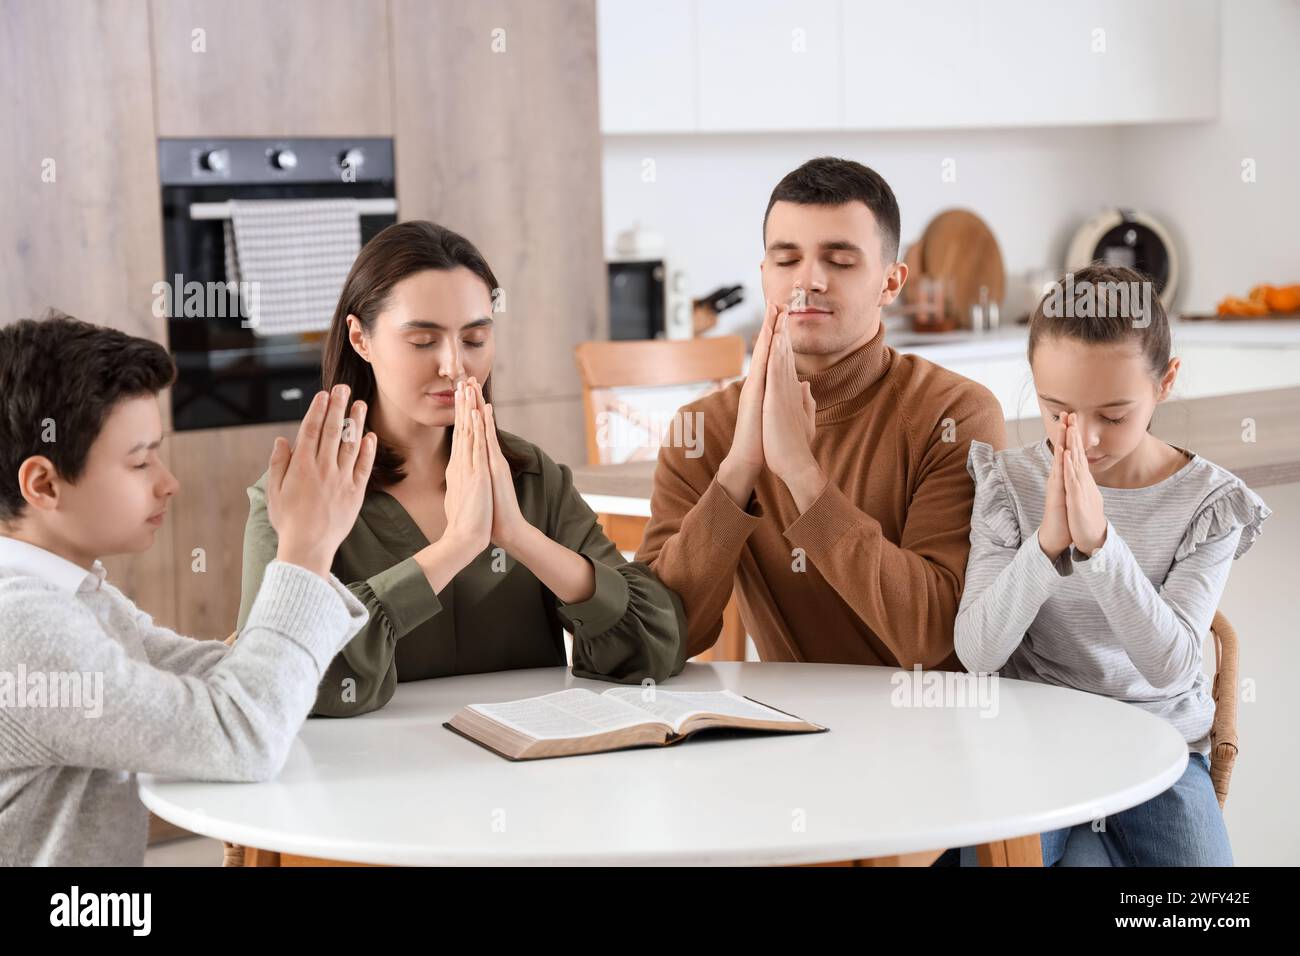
[235,430,687,717]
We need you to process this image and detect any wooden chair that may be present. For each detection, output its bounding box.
[574,336,748,662]
[1208,609,1240,808]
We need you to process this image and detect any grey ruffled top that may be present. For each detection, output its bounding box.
[955,439,1271,754]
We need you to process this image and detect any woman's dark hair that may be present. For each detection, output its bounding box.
[322,220,527,487]
[1027,262,1171,380]
[0,309,176,522]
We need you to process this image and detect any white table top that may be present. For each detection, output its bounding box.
[139,663,1188,866]
[579,493,652,517]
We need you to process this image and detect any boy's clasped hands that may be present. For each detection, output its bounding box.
[1039,411,1108,560]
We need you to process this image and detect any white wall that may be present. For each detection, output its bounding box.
[603,126,1124,339]
[1213,480,1300,867]
[1118,0,1300,313]
[602,0,1300,334]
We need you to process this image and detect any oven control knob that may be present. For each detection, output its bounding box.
[270,148,298,171]
[339,148,365,171]
[199,149,229,174]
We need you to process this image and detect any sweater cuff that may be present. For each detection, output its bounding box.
[557,556,630,636]
[364,555,443,639]
[243,560,368,673]
[1023,528,1074,582]
[783,479,863,555]
[1072,521,1118,576]
[697,476,764,554]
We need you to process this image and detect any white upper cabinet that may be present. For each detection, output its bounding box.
[696,0,843,132]
[842,0,985,129]
[599,0,1219,133]
[598,0,698,133]
[1065,0,1220,124]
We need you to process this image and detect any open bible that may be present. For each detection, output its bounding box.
[444,687,827,760]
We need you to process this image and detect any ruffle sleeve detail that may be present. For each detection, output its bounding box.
[1174,481,1272,562]
[966,440,1021,548]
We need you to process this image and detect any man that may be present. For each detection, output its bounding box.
[637,157,1006,668]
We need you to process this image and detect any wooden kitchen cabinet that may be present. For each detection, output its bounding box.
[157,0,607,636]
[1,0,176,624]
[492,396,589,469]
[4,0,606,640]
[390,0,606,458]
[168,423,295,640]
[149,0,393,137]
[1,0,166,345]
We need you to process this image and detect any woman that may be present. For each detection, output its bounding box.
[236,220,687,716]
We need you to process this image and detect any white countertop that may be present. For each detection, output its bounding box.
[139,662,1187,866]
[884,317,1300,363]
[719,318,1300,422]
[878,317,1300,420]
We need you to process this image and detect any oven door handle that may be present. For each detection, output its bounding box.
[188,197,398,221]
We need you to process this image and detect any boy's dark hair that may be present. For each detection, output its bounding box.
[0,310,176,522]
[1027,263,1171,379]
[763,156,902,263]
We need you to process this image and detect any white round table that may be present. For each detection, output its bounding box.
[139,662,1189,866]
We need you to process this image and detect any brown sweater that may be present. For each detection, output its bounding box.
[636,324,1007,668]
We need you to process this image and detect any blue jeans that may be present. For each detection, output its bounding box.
[940,752,1232,867]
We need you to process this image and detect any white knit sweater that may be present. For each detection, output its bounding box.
[0,540,366,866]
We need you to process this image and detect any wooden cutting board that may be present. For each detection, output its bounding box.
[903,209,1005,326]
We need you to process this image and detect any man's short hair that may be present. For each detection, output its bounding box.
[763,156,902,263]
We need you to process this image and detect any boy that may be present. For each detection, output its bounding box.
[0,310,377,865]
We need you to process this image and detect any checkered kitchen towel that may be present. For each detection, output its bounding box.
[223,198,362,336]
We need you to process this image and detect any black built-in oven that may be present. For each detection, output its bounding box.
[159,137,397,430]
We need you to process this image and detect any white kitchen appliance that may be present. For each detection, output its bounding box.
[607,223,692,339]
[1065,208,1180,310]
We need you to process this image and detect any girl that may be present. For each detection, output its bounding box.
[955,263,1270,866]
[236,220,687,716]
